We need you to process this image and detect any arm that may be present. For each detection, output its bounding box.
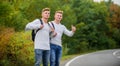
[25,19,43,31]
[63,25,76,37]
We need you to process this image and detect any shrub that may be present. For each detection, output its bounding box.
[0,27,14,65]
[0,28,34,66]
[8,31,34,66]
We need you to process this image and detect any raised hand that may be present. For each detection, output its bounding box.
[71,25,76,32]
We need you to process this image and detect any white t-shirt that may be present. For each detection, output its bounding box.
[25,19,50,50]
[49,21,74,46]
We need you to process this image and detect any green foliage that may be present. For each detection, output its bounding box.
[63,0,118,54]
[0,2,13,26]
[0,2,12,17]
[111,28,120,48]
[0,0,76,31]
[24,0,76,28]
[0,1,29,31]
[7,31,34,66]
[0,0,120,60]
[63,22,89,54]
[0,27,15,66]
[0,28,34,66]
[24,0,62,21]
[9,11,29,31]
[97,34,117,49]
[61,4,77,28]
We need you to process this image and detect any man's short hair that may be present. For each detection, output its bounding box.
[55,10,63,14]
[42,8,50,12]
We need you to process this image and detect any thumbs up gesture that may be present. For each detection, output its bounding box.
[71,25,76,32]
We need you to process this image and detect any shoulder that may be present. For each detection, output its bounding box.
[33,19,40,22]
[48,21,51,24]
[61,24,66,28]
[48,21,54,26]
[31,19,41,24]
[48,21,53,24]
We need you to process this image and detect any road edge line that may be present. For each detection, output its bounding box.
[65,55,86,66]
[113,50,120,58]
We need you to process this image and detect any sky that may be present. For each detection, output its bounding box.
[112,0,120,5]
[94,0,120,5]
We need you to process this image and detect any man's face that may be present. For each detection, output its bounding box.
[55,13,63,21]
[42,11,50,19]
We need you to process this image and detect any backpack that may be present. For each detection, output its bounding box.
[31,19,43,41]
[31,20,55,42]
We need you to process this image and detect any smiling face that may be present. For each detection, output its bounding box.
[54,10,63,22]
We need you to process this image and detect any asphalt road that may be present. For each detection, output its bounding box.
[64,49,120,66]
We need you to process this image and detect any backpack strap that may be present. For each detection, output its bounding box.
[48,21,55,29]
[39,19,43,25]
[48,22,55,40]
[51,22,55,29]
[36,19,43,32]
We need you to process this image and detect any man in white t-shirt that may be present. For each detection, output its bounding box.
[25,8,54,66]
[49,10,76,66]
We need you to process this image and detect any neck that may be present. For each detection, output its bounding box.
[54,20,60,24]
[42,18,48,23]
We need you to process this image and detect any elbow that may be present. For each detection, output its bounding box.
[25,25,31,30]
[70,35,73,37]
[69,32,74,37]
[68,34,73,37]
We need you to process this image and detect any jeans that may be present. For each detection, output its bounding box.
[50,43,62,66]
[35,49,50,66]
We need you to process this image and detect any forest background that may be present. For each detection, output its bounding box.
[0,0,120,66]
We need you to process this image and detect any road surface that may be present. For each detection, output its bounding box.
[65,49,120,66]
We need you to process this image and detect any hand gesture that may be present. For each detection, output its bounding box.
[50,27,55,32]
[53,32,57,37]
[71,25,76,32]
[50,28,57,37]
[40,25,44,29]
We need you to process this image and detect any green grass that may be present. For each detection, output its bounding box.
[62,54,79,61]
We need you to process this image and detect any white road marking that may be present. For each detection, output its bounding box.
[65,54,87,66]
[113,50,120,58]
[65,50,120,66]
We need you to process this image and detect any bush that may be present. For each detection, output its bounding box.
[8,31,34,66]
[0,28,34,66]
[0,2,12,26]
[0,27,14,66]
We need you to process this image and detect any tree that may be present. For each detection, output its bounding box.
[108,3,120,28]
[0,2,12,26]
[64,0,115,54]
